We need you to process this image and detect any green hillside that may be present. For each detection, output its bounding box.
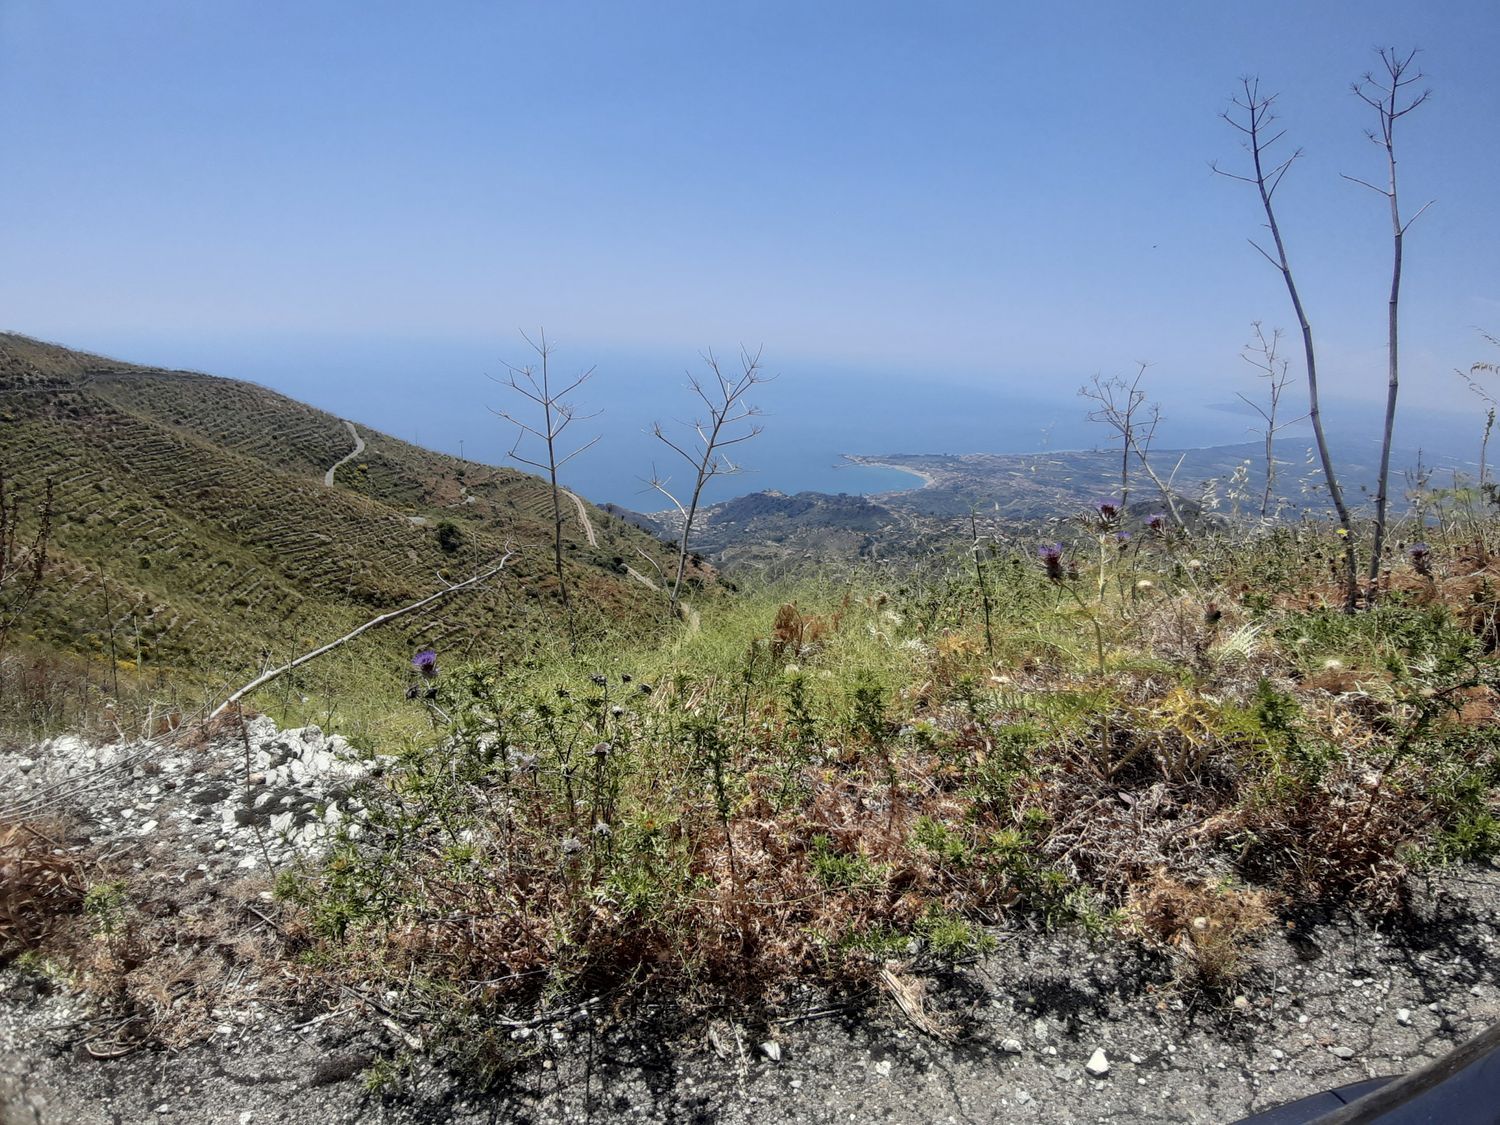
[0,333,691,702]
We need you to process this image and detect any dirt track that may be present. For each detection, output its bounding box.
[323,421,365,487]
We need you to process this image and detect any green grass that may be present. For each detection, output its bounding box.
[253,520,1498,1069]
[0,332,701,743]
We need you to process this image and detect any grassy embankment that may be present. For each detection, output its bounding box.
[245,503,1500,1077]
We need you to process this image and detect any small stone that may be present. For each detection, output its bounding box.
[1271,1049,1285,1060]
[1397,1009,1412,1026]
[1330,1046,1355,1059]
[873,1059,892,1078]
[1032,1017,1048,1041]
[1128,1054,1143,1064]
[1016,1090,1033,1105]
[760,1040,781,1062]
[1000,1038,1023,1055]
[1233,995,1250,1011]
[1085,1048,1110,1077]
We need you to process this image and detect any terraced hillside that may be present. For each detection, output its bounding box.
[0,333,691,689]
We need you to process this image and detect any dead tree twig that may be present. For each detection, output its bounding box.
[208,551,513,721]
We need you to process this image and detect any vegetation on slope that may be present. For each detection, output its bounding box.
[0,333,706,743]
[248,504,1500,1077]
[3,335,1498,1086]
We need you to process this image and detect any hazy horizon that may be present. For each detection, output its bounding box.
[9,326,1487,509]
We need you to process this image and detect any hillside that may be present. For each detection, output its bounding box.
[0,333,689,701]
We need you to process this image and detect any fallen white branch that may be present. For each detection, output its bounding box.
[209,551,513,721]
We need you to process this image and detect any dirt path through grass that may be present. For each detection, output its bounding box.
[322,420,365,487]
[562,488,598,547]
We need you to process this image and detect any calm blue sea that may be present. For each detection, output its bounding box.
[61,330,1478,508]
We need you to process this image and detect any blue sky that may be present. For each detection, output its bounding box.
[3,1,1498,499]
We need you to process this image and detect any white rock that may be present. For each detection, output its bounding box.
[1397,1008,1412,1026]
[1085,1048,1110,1077]
[873,1059,892,1078]
[760,1040,781,1062]
[1000,1038,1023,1055]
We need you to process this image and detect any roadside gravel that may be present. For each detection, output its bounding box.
[3,720,1497,1124]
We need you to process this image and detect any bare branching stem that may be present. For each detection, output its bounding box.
[1238,322,1302,518]
[0,472,52,650]
[649,347,770,619]
[1348,49,1432,597]
[1080,366,1183,527]
[491,331,599,652]
[1215,78,1358,611]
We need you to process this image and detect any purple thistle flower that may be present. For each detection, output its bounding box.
[1095,498,1122,525]
[1408,542,1432,576]
[1145,513,1167,534]
[1038,542,1065,582]
[412,648,439,679]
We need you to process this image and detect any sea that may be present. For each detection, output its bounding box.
[68,330,1482,509]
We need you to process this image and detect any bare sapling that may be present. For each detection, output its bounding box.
[491,330,599,652]
[1459,330,1500,493]
[1080,366,1184,527]
[1346,48,1433,597]
[1214,78,1359,612]
[0,471,52,651]
[649,347,769,619]
[1237,322,1302,518]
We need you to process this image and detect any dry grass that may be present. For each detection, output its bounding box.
[1127,873,1277,990]
[0,818,86,958]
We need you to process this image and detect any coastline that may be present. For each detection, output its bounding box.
[842,454,935,492]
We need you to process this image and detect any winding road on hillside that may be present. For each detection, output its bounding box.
[323,421,365,486]
[561,487,674,596]
[561,488,598,547]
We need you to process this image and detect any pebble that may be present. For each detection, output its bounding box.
[874,1060,892,1078]
[1000,1038,1023,1055]
[1330,1046,1355,1059]
[1085,1048,1110,1077]
[1397,1009,1412,1026]
[760,1041,781,1062]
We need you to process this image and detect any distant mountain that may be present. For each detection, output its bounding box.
[0,333,688,680]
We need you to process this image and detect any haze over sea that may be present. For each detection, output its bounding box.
[62,329,1482,511]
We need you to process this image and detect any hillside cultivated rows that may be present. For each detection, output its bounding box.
[0,333,684,685]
